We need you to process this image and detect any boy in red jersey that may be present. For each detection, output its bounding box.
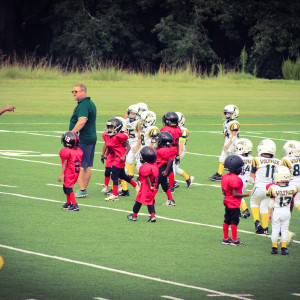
[127,146,159,222]
[102,117,139,201]
[156,131,177,206]
[160,111,182,192]
[58,132,83,211]
[221,155,249,245]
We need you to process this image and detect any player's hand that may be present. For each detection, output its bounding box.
[101,155,106,164]
[57,176,62,182]
[223,145,229,151]
[268,214,272,222]
[120,156,125,162]
[175,155,180,165]
[5,105,16,112]
[244,193,250,197]
[161,170,167,176]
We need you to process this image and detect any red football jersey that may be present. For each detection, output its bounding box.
[102,132,129,168]
[59,147,83,188]
[136,162,159,205]
[156,147,173,168]
[221,173,243,208]
[160,126,182,146]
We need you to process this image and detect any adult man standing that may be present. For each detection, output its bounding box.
[69,84,97,198]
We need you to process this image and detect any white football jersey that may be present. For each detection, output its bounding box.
[126,119,139,147]
[179,127,189,151]
[140,125,159,148]
[238,154,253,180]
[281,156,300,185]
[223,119,240,149]
[267,183,297,208]
[252,157,281,189]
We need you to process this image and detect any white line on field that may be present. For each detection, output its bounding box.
[161,296,186,300]
[0,191,298,244]
[0,243,254,300]
[0,184,17,188]
[93,297,111,300]
[207,294,254,297]
[291,293,300,296]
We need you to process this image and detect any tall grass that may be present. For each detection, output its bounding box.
[282,57,300,80]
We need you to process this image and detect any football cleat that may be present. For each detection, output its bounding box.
[118,189,130,197]
[230,239,243,246]
[281,247,289,255]
[186,176,194,188]
[173,181,180,188]
[263,227,269,235]
[148,216,157,222]
[209,173,222,181]
[170,187,175,193]
[101,185,109,193]
[68,204,79,211]
[127,214,137,221]
[222,238,233,245]
[105,194,119,201]
[75,190,88,198]
[271,247,278,255]
[163,199,176,206]
[61,202,71,209]
[241,208,250,219]
[104,189,112,196]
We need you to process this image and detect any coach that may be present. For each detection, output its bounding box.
[69,83,97,198]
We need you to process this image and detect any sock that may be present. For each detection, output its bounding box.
[166,189,173,200]
[168,172,175,188]
[297,204,300,212]
[231,224,237,241]
[151,212,155,218]
[240,199,248,211]
[223,223,229,239]
[112,185,118,196]
[121,180,128,191]
[251,207,260,222]
[126,163,134,176]
[66,194,71,204]
[180,171,190,181]
[104,176,110,187]
[282,242,287,248]
[261,213,269,229]
[133,212,138,217]
[217,163,224,175]
[69,192,77,205]
[272,243,278,248]
[129,179,137,187]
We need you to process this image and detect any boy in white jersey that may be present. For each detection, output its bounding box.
[267,166,298,255]
[209,105,240,181]
[136,110,159,171]
[235,138,253,219]
[172,112,194,189]
[250,139,280,235]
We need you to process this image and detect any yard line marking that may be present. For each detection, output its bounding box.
[93,297,111,300]
[47,184,62,187]
[161,296,186,300]
[291,293,300,296]
[0,184,17,188]
[207,294,254,297]
[1,191,299,244]
[0,243,254,300]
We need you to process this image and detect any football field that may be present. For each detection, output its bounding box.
[0,112,300,299]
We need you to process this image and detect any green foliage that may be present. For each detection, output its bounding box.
[240,46,248,73]
[282,57,300,80]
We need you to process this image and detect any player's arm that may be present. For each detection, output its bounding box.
[268,198,275,221]
[58,160,68,182]
[120,141,131,162]
[101,144,108,164]
[223,130,237,151]
[71,117,87,133]
[134,123,142,153]
[161,159,172,177]
[232,188,249,198]
[250,158,258,184]
[0,105,16,115]
[146,176,155,191]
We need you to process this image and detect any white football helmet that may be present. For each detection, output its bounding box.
[140,110,156,128]
[273,166,291,184]
[235,138,253,155]
[223,105,239,119]
[127,105,139,121]
[257,139,276,157]
[176,112,185,128]
[136,102,148,119]
[114,117,127,132]
[282,140,300,157]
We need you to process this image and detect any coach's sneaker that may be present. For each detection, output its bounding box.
[61,202,71,209]
[148,216,157,222]
[118,189,130,197]
[105,194,119,201]
[209,173,222,181]
[104,189,112,196]
[186,176,195,188]
[134,181,141,193]
[287,231,296,245]
[75,189,88,198]
[230,239,243,246]
[271,247,278,255]
[68,203,79,211]
[127,214,137,221]
[101,185,109,193]
[173,181,180,188]
[281,247,289,255]
[163,199,176,206]
[241,208,250,219]
[222,238,233,245]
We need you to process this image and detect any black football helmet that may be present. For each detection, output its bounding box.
[140,146,158,164]
[106,118,123,136]
[61,131,80,149]
[162,111,179,127]
[224,155,244,175]
[157,131,174,148]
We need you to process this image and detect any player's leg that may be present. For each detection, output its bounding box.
[250,187,264,233]
[230,208,242,245]
[280,210,291,255]
[127,201,142,221]
[271,209,280,254]
[209,149,228,181]
[222,207,232,244]
[260,198,270,234]
[147,204,156,222]
[105,166,121,201]
[240,179,250,218]
[64,186,79,211]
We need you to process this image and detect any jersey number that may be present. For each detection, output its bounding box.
[279,196,292,207]
[141,134,145,146]
[265,165,276,178]
[75,160,80,173]
[127,129,135,139]
[293,164,300,176]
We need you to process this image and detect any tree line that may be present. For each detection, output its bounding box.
[1,0,299,79]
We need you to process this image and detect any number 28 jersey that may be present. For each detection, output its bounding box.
[251,157,280,189]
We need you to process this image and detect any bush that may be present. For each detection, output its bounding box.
[282,57,300,80]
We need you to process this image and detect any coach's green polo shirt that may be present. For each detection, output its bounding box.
[69,97,97,145]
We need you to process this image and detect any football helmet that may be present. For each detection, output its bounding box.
[273,166,291,184]
[223,105,239,120]
[106,118,123,136]
[282,140,300,157]
[257,139,276,157]
[162,111,179,127]
[127,105,139,122]
[224,155,244,175]
[140,146,158,164]
[236,138,253,155]
[157,131,174,148]
[136,102,148,119]
[61,131,80,149]
[176,112,185,128]
[140,110,156,128]
[115,117,127,132]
